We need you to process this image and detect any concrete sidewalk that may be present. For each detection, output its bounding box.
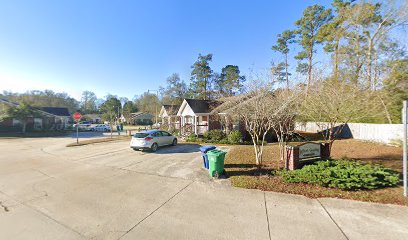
[0,137,407,240]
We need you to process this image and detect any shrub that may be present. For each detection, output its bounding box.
[278,159,401,190]
[204,129,226,141]
[171,129,180,136]
[186,132,198,142]
[228,130,242,144]
[218,139,230,144]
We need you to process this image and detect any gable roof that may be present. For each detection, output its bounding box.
[1,99,71,117]
[177,99,221,116]
[162,105,181,116]
[185,99,211,113]
[41,107,71,117]
[0,98,19,107]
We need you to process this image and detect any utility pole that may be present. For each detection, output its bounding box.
[403,100,407,197]
[148,89,159,128]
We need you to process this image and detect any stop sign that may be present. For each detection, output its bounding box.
[73,112,82,121]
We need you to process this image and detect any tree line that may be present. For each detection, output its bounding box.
[1,0,406,129]
[159,53,246,104]
[270,0,407,123]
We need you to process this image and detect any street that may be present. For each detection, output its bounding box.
[0,137,407,240]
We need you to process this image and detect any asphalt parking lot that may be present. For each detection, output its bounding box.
[0,137,407,240]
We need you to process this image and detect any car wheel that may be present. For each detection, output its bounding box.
[132,148,139,151]
[172,138,177,146]
[151,143,158,152]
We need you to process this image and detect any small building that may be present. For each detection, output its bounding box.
[177,99,221,135]
[159,105,181,130]
[129,112,154,125]
[0,99,72,131]
[40,107,72,130]
[84,114,102,124]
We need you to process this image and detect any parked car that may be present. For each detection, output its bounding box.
[130,130,177,152]
[90,124,111,132]
[72,121,91,128]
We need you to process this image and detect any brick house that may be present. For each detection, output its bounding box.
[0,98,72,132]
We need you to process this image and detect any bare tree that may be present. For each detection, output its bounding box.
[345,0,408,89]
[299,79,378,152]
[214,74,300,168]
[270,89,299,169]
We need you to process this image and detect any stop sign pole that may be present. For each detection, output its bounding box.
[403,101,407,197]
[73,112,82,144]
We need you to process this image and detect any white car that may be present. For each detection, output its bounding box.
[90,124,111,132]
[73,121,92,128]
[130,130,177,152]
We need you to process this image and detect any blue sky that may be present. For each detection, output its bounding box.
[0,0,333,100]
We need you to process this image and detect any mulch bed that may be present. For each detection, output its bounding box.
[224,139,408,206]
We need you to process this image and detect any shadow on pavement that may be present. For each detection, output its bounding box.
[150,143,202,154]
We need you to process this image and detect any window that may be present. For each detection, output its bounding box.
[134,133,149,138]
[153,131,162,137]
[34,118,43,129]
[12,119,21,126]
[202,116,208,121]
[161,131,171,136]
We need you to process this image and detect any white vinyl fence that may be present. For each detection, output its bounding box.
[295,122,403,144]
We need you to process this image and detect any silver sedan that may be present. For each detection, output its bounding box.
[130,130,177,152]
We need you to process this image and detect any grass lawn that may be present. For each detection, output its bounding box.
[224,139,408,206]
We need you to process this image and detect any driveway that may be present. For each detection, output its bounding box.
[0,137,407,240]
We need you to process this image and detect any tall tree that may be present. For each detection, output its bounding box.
[214,65,246,97]
[294,5,333,88]
[80,91,97,114]
[100,97,121,137]
[270,62,288,86]
[122,101,138,124]
[4,90,79,112]
[271,30,296,88]
[134,92,161,115]
[6,103,38,134]
[344,0,408,89]
[381,58,408,123]
[161,73,187,104]
[190,53,213,100]
[318,0,353,80]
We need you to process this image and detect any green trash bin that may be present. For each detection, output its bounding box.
[207,150,227,177]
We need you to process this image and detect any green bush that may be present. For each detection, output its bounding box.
[228,130,242,144]
[204,129,226,141]
[278,159,401,190]
[186,132,198,142]
[170,129,180,136]
[218,139,230,144]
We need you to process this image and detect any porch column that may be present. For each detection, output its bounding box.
[194,116,197,134]
[181,116,184,134]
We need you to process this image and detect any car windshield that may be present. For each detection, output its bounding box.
[134,133,149,138]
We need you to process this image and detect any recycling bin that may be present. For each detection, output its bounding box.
[199,145,216,169]
[207,150,227,177]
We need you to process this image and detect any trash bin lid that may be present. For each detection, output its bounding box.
[199,145,216,153]
[207,149,226,156]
